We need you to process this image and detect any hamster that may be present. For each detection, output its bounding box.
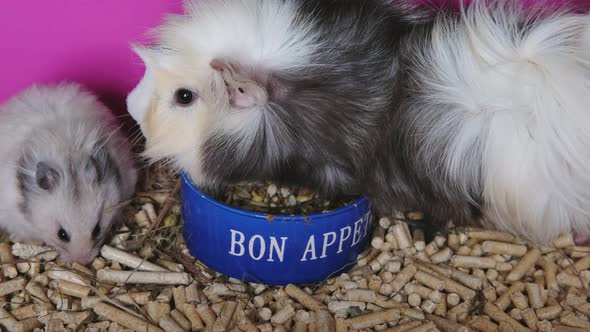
[0,82,138,264]
[126,0,590,246]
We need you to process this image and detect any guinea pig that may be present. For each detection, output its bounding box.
[0,82,138,264]
[126,0,590,246]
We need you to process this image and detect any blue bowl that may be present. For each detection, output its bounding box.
[180,172,373,285]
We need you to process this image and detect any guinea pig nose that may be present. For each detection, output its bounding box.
[574,231,590,246]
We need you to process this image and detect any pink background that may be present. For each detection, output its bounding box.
[0,0,183,115]
[0,0,588,116]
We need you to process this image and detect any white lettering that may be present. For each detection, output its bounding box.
[363,213,371,237]
[352,218,364,246]
[320,232,337,258]
[300,235,317,261]
[267,237,288,262]
[338,226,352,253]
[229,229,245,256]
[248,235,265,260]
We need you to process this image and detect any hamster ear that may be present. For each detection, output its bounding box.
[210,59,269,109]
[86,144,119,184]
[36,162,60,191]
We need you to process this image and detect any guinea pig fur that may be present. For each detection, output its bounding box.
[0,82,138,264]
[127,0,590,246]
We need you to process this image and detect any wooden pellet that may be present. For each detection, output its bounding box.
[50,279,90,298]
[414,271,444,291]
[159,313,185,332]
[468,230,515,242]
[94,302,163,332]
[180,303,205,331]
[10,304,37,320]
[484,303,533,332]
[469,316,499,332]
[383,320,422,332]
[391,265,418,292]
[554,326,590,332]
[404,282,433,299]
[97,269,192,285]
[346,308,401,330]
[537,320,553,332]
[526,283,545,309]
[285,284,326,311]
[316,310,336,332]
[47,269,90,286]
[404,321,437,332]
[170,309,191,331]
[510,291,529,310]
[234,310,257,332]
[425,314,474,332]
[196,304,217,326]
[560,311,590,329]
[552,234,575,248]
[535,304,563,320]
[431,248,453,264]
[557,272,583,288]
[520,308,539,330]
[481,241,528,257]
[0,277,25,297]
[100,245,168,272]
[393,223,412,249]
[495,282,525,311]
[539,257,559,292]
[446,293,461,307]
[212,301,237,332]
[421,300,436,314]
[451,255,497,269]
[0,243,17,279]
[499,320,517,332]
[444,278,476,301]
[403,308,425,320]
[408,293,421,307]
[271,304,295,325]
[506,248,541,282]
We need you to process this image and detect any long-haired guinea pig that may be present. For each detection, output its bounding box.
[126,0,590,246]
[0,83,138,264]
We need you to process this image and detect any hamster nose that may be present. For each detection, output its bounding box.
[71,254,93,265]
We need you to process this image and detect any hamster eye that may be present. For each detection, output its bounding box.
[174,88,196,106]
[58,227,70,242]
[92,223,100,238]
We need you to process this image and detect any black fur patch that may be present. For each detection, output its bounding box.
[198,0,478,227]
[87,143,121,186]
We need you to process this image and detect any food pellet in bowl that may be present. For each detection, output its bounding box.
[217,181,359,215]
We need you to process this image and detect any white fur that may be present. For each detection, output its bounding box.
[415,2,590,243]
[127,0,320,182]
[0,83,137,263]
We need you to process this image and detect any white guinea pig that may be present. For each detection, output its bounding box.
[0,82,138,264]
[127,0,590,246]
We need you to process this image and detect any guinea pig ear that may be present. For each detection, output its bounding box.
[131,44,177,71]
[36,162,60,191]
[210,59,269,109]
[86,144,119,184]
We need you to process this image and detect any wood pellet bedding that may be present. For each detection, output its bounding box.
[0,163,590,332]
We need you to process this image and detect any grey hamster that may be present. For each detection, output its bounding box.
[0,82,138,264]
[126,0,590,245]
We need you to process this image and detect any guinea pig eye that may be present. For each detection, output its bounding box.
[92,223,100,238]
[58,227,70,242]
[174,88,196,106]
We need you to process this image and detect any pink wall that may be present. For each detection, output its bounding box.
[0,0,183,115]
[0,0,588,115]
